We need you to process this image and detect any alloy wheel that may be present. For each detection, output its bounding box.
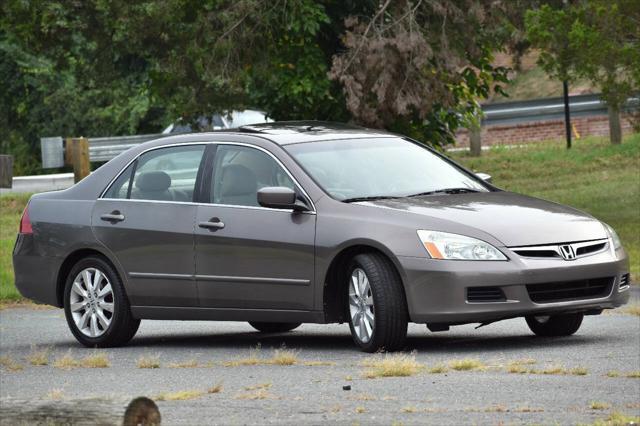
[348,268,375,343]
[69,267,114,337]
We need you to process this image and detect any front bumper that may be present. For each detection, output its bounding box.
[399,246,630,324]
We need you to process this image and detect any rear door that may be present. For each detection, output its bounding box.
[194,143,316,310]
[92,144,206,307]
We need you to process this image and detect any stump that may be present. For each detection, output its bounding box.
[0,155,13,188]
[0,396,161,426]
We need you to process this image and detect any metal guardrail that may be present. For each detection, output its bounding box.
[0,172,75,194]
[482,93,638,126]
[41,134,166,169]
[88,133,166,162]
[40,94,639,168]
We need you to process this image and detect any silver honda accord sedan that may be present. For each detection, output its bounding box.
[13,122,630,352]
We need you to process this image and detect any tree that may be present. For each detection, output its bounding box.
[113,0,515,142]
[328,0,515,146]
[246,1,347,121]
[526,0,640,144]
[1,0,530,174]
[0,1,164,174]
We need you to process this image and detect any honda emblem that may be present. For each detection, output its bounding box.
[559,244,576,260]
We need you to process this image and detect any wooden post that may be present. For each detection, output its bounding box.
[0,155,13,188]
[469,125,482,157]
[70,137,90,183]
[64,137,74,166]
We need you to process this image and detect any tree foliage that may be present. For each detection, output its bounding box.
[330,2,510,123]
[1,0,532,174]
[247,1,346,121]
[0,1,163,173]
[526,0,640,143]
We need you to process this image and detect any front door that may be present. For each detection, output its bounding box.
[92,144,206,307]
[194,144,316,310]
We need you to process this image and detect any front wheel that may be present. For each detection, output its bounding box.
[347,253,408,352]
[64,256,140,347]
[248,322,301,333]
[525,313,584,337]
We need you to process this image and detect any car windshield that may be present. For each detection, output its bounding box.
[285,138,488,201]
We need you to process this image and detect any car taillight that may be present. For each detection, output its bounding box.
[19,206,33,234]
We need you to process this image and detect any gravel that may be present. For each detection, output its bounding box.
[1,305,639,425]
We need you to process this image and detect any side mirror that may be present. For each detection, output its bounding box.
[257,187,310,211]
[476,172,492,183]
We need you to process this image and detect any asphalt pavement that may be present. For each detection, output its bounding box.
[1,306,639,425]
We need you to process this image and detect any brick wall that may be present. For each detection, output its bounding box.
[455,114,635,147]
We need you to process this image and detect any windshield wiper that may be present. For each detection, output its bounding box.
[406,188,480,197]
[342,195,401,203]
[344,188,480,202]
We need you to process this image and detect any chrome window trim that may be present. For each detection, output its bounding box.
[99,141,317,214]
[98,197,316,215]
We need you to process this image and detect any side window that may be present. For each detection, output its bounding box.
[104,163,134,199]
[211,145,295,207]
[129,145,205,202]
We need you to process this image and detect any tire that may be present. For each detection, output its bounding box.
[63,256,140,347]
[525,313,584,337]
[346,253,408,352]
[248,322,301,333]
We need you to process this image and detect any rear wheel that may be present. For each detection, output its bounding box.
[64,256,140,347]
[249,322,301,333]
[347,253,408,352]
[525,313,584,337]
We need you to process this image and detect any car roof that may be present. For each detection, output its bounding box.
[159,121,395,146]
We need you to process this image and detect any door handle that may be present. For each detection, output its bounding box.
[198,218,225,230]
[100,211,125,222]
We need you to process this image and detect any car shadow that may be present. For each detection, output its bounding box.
[123,328,610,354]
[405,333,602,354]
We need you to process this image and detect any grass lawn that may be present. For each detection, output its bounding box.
[0,192,31,301]
[449,133,639,281]
[0,133,638,301]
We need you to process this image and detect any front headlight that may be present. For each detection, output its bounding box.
[603,223,622,249]
[417,230,507,260]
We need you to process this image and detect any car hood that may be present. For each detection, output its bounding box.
[363,191,607,247]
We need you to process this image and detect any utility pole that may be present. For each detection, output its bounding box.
[563,80,571,149]
[562,0,571,149]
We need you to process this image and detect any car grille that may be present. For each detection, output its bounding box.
[512,248,560,258]
[575,242,607,256]
[511,239,608,260]
[467,287,506,303]
[619,273,630,289]
[526,277,614,303]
